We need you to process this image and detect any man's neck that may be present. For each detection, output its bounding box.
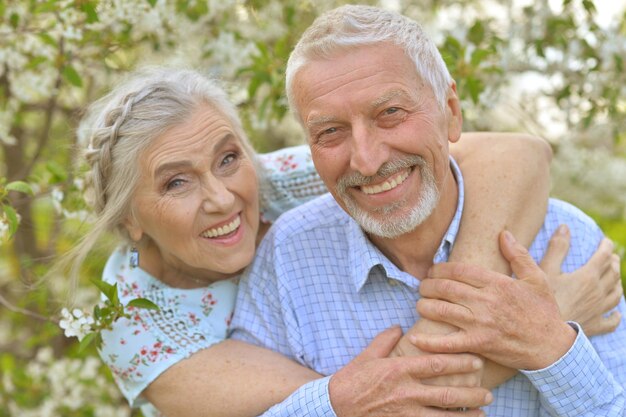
[369,167,459,279]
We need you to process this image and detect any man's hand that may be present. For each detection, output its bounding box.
[329,327,493,417]
[412,231,577,371]
[541,225,623,335]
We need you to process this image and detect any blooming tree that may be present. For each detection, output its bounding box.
[0,0,624,415]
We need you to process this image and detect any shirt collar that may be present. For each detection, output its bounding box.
[348,156,465,292]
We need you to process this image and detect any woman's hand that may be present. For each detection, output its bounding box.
[540,224,623,336]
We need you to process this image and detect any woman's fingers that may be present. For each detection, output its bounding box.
[585,238,615,278]
[584,311,622,337]
[540,224,570,276]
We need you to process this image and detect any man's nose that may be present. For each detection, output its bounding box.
[349,125,390,177]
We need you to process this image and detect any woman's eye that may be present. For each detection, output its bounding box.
[166,178,186,190]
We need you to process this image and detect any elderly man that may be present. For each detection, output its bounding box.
[232,5,626,416]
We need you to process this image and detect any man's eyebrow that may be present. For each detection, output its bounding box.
[370,89,410,110]
[305,115,338,130]
[212,133,234,153]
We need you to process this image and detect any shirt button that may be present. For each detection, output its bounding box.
[388,279,398,286]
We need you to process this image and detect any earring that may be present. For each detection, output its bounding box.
[129,246,139,269]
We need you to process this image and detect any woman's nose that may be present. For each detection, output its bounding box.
[201,177,236,213]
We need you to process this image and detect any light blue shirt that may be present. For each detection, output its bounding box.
[232,159,626,416]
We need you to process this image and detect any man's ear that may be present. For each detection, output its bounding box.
[123,211,143,243]
[446,81,463,143]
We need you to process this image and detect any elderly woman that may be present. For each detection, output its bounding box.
[70,68,621,417]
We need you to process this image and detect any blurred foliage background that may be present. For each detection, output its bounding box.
[0,0,624,415]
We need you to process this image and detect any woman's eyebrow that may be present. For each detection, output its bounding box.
[154,160,193,178]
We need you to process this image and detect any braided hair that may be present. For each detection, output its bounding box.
[58,67,257,294]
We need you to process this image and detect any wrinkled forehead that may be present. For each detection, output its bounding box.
[139,103,239,171]
[292,44,425,121]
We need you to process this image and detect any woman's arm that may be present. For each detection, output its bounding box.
[391,132,552,388]
[144,340,320,417]
[451,132,552,270]
[392,133,621,389]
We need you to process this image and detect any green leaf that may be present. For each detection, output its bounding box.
[127,298,160,311]
[27,56,48,70]
[3,205,19,237]
[90,278,117,302]
[248,72,271,98]
[110,283,120,305]
[6,181,33,195]
[582,0,596,14]
[78,332,97,353]
[465,77,484,104]
[470,48,491,67]
[468,21,485,45]
[9,13,19,28]
[93,304,101,320]
[62,65,83,88]
[146,0,157,6]
[34,1,57,13]
[46,160,68,183]
[38,33,58,48]
[81,3,99,23]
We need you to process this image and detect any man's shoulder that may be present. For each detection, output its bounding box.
[546,198,602,236]
[534,198,603,269]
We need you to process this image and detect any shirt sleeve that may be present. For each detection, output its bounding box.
[521,322,625,417]
[257,144,327,223]
[524,203,626,416]
[259,377,337,417]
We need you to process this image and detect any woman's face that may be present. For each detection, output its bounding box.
[125,103,259,287]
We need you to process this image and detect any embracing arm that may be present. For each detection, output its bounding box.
[391,132,551,388]
[392,133,621,390]
[143,340,320,417]
[450,131,552,270]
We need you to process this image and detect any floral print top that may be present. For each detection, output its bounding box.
[98,145,326,417]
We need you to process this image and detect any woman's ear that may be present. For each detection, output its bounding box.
[446,81,463,143]
[123,212,143,243]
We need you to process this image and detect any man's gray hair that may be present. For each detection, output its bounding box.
[285,5,452,118]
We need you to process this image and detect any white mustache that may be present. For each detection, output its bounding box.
[336,155,424,193]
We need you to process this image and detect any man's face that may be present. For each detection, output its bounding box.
[292,43,462,238]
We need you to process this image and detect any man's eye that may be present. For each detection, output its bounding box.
[322,127,338,135]
[385,107,399,115]
[221,152,238,167]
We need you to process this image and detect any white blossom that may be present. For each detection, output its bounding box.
[58,307,95,341]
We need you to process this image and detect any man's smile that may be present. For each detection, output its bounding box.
[360,168,411,195]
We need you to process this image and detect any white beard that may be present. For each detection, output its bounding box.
[336,156,439,239]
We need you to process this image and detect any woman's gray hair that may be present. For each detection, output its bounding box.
[285,5,452,118]
[59,67,257,292]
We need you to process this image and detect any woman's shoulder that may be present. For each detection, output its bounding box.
[257,145,328,222]
[98,247,237,408]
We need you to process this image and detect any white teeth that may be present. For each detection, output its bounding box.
[202,215,241,238]
[361,169,410,195]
